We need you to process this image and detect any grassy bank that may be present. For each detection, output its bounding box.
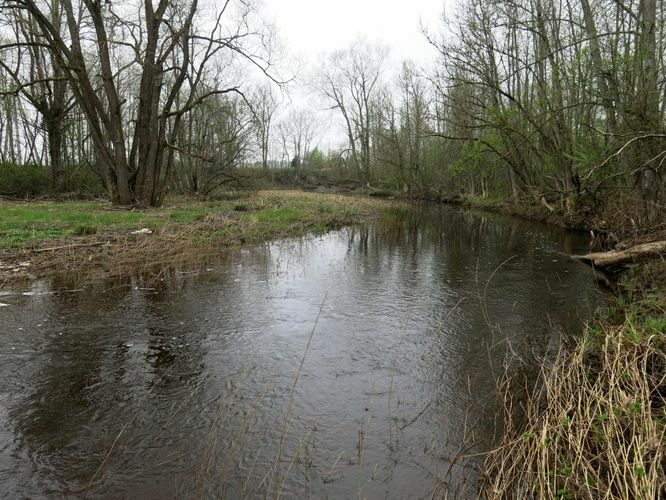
[0,190,395,284]
[482,261,666,498]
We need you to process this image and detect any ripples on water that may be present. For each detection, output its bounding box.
[0,206,606,498]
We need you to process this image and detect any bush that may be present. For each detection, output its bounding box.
[0,162,51,197]
[65,164,106,195]
[0,162,106,197]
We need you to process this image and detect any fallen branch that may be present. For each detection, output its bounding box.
[0,194,26,202]
[575,240,666,270]
[33,241,107,253]
[400,399,433,430]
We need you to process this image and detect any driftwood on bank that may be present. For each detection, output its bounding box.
[575,240,666,270]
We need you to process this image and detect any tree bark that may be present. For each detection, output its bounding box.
[45,113,64,191]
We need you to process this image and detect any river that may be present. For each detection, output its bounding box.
[0,205,606,498]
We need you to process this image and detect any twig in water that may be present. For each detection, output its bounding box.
[276,422,318,499]
[241,447,263,498]
[323,451,345,484]
[400,400,434,431]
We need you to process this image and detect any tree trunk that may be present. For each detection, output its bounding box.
[580,0,618,134]
[635,0,661,222]
[577,241,666,270]
[45,114,65,191]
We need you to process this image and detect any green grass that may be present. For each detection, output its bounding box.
[0,198,242,248]
[0,191,393,252]
[0,201,144,247]
[169,210,208,222]
[247,207,305,223]
[464,195,506,208]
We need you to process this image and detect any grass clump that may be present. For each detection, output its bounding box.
[482,263,666,499]
[464,195,506,209]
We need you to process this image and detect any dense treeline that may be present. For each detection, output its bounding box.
[313,0,665,232]
[433,0,666,231]
[0,0,664,232]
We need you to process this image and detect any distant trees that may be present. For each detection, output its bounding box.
[278,108,319,180]
[391,62,431,190]
[319,39,387,182]
[368,62,439,192]
[252,84,279,175]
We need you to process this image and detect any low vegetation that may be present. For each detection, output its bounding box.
[483,261,666,499]
[0,190,394,284]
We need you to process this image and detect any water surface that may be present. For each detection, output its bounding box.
[0,206,605,498]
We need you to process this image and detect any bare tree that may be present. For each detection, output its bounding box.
[251,83,279,175]
[1,0,273,205]
[278,108,319,181]
[319,39,387,182]
[397,61,430,191]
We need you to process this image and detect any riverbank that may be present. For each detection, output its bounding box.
[429,194,666,497]
[418,193,604,235]
[0,190,395,285]
[481,259,666,497]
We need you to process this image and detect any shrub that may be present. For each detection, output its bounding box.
[0,162,51,197]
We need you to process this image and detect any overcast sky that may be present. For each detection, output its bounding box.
[257,0,453,150]
[262,0,450,68]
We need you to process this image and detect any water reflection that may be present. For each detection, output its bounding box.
[0,206,605,498]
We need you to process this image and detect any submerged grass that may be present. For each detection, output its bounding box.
[0,190,396,283]
[482,261,666,499]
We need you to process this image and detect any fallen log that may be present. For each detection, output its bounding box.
[575,240,666,270]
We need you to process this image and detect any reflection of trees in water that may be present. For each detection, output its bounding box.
[342,206,601,462]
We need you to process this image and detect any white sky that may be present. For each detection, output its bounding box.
[258,0,453,152]
[262,0,450,69]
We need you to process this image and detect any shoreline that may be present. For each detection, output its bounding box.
[0,190,397,286]
[452,196,666,497]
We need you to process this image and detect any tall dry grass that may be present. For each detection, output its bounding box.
[482,320,666,499]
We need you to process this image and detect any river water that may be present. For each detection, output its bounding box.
[0,206,606,498]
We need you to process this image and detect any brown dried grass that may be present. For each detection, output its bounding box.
[482,321,666,499]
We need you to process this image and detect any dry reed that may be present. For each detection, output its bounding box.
[482,320,666,499]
